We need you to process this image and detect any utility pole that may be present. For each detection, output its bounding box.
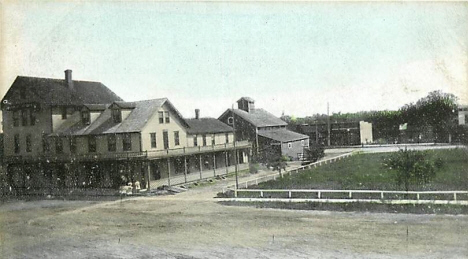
[327,102,331,146]
[232,104,239,189]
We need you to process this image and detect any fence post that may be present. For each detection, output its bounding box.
[417,193,420,200]
[234,189,238,198]
[318,191,321,199]
[260,191,263,198]
[245,181,248,189]
[349,191,352,199]
[454,193,457,201]
[288,191,291,198]
[381,192,384,199]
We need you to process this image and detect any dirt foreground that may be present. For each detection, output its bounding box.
[1,158,468,258]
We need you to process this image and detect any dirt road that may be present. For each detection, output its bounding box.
[1,152,468,258]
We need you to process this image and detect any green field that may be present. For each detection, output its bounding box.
[252,148,468,191]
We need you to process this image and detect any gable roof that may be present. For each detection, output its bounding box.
[52,98,189,136]
[1,76,122,108]
[228,108,287,128]
[186,118,233,134]
[258,129,309,142]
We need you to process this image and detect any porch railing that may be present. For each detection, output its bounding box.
[4,140,251,163]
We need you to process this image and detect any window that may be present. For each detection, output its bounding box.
[202,134,207,146]
[88,136,96,153]
[108,134,116,152]
[158,111,164,124]
[69,137,76,154]
[13,111,20,127]
[193,135,198,146]
[14,134,20,154]
[61,107,67,120]
[123,134,132,151]
[30,109,36,126]
[301,140,305,146]
[174,131,180,146]
[55,137,63,154]
[42,134,50,152]
[212,134,215,146]
[82,111,90,125]
[288,143,292,149]
[150,133,157,148]
[165,112,170,123]
[112,108,122,123]
[26,135,32,152]
[227,117,234,125]
[21,109,29,126]
[225,133,229,143]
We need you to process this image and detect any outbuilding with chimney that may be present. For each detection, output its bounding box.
[219,97,309,161]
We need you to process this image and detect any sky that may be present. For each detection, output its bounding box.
[1,1,467,119]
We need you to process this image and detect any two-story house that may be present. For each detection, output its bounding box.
[2,71,250,192]
[219,97,309,161]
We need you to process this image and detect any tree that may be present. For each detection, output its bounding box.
[267,155,289,178]
[383,149,442,192]
[304,142,325,163]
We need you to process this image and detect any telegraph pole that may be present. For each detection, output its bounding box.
[232,104,239,189]
[327,102,331,146]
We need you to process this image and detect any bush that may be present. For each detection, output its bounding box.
[305,143,325,162]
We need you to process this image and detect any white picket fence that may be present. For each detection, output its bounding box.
[223,152,355,193]
[231,189,468,201]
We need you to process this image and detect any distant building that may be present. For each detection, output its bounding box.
[219,97,309,160]
[296,121,373,146]
[2,70,250,192]
[458,105,468,125]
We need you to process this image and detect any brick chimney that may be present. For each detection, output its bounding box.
[64,69,74,90]
[195,109,200,119]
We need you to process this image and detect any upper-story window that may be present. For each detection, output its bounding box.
[30,109,36,126]
[123,133,132,151]
[165,112,170,123]
[301,140,305,146]
[88,136,97,153]
[55,137,63,154]
[108,134,116,152]
[227,117,234,125]
[82,111,90,125]
[193,135,198,146]
[61,107,67,120]
[26,135,32,152]
[14,134,20,154]
[150,133,157,148]
[225,133,229,143]
[158,111,164,124]
[42,134,50,152]
[21,109,29,126]
[112,108,122,123]
[288,143,292,149]
[13,111,20,127]
[69,137,77,154]
[202,134,207,146]
[174,131,180,146]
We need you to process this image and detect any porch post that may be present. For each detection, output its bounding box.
[167,158,171,187]
[199,154,203,180]
[213,153,216,177]
[225,151,229,175]
[146,161,151,191]
[184,156,187,183]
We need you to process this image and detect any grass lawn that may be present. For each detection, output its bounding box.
[251,148,468,191]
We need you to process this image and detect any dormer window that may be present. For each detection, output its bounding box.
[81,111,90,125]
[112,108,122,123]
[227,117,234,125]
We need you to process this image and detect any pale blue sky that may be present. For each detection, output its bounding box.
[1,1,467,118]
